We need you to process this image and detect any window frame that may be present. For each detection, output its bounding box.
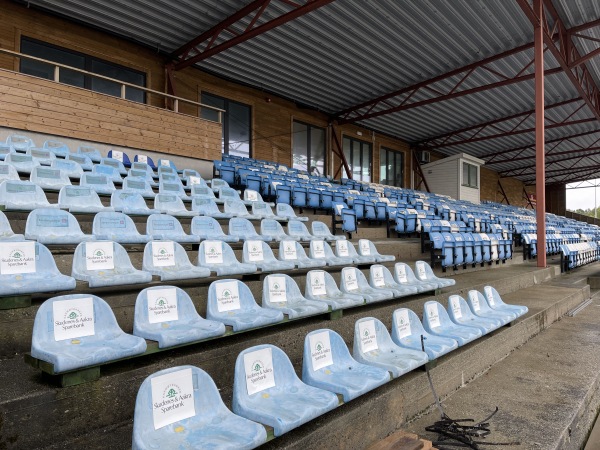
[292,120,326,175]
[379,146,404,187]
[462,161,479,188]
[342,135,372,182]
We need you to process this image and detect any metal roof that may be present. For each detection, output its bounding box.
[17,0,600,184]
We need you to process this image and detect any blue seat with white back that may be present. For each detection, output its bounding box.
[134,154,157,170]
[92,212,150,244]
[197,240,257,276]
[107,150,131,168]
[142,241,210,281]
[25,208,95,244]
[262,273,329,319]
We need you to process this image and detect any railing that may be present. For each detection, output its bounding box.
[0,47,224,122]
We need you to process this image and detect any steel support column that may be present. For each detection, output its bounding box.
[534,0,547,268]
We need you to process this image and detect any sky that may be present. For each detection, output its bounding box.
[566,179,600,211]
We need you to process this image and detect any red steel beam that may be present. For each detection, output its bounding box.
[172,0,334,70]
[500,148,600,177]
[523,163,600,183]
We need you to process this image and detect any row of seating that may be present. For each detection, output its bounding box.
[560,242,600,272]
[129,285,527,448]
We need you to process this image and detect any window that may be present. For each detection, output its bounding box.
[20,37,146,103]
[379,147,404,187]
[292,121,326,176]
[343,136,372,182]
[462,162,478,188]
[200,93,252,158]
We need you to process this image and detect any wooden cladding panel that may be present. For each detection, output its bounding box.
[0,70,221,160]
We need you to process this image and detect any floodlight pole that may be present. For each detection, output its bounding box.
[534,0,547,268]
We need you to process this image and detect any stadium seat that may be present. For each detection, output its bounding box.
[81,173,117,196]
[422,301,482,345]
[224,199,259,219]
[210,178,230,193]
[483,286,528,318]
[154,194,196,217]
[244,189,272,206]
[467,290,514,325]
[191,185,217,200]
[58,186,114,213]
[369,264,416,297]
[197,240,257,276]
[51,159,84,179]
[358,239,395,263]
[0,241,76,296]
[134,154,157,170]
[5,153,40,174]
[353,317,428,378]
[447,295,502,335]
[275,184,292,206]
[146,214,199,243]
[7,134,34,152]
[287,219,315,241]
[67,153,94,171]
[92,164,122,183]
[311,221,345,241]
[309,240,351,266]
[123,176,156,198]
[304,270,364,309]
[31,294,146,373]
[207,280,283,331]
[27,148,56,166]
[72,241,152,287]
[100,157,127,176]
[190,216,239,242]
[0,144,13,161]
[276,203,308,221]
[391,308,458,360]
[232,344,338,436]
[242,240,295,272]
[228,217,272,241]
[25,208,95,244]
[393,262,437,293]
[260,218,293,241]
[335,240,375,264]
[0,162,20,184]
[413,260,455,289]
[43,140,70,158]
[93,212,151,244]
[128,169,158,187]
[131,161,157,177]
[158,159,178,172]
[277,240,324,269]
[30,166,71,190]
[262,274,329,319]
[0,180,58,210]
[302,329,390,402]
[107,150,132,168]
[251,201,282,220]
[159,180,191,201]
[0,210,24,241]
[142,241,210,281]
[191,197,232,219]
[340,267,393,303]
[77,145,102,162]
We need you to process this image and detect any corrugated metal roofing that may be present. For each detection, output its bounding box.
[17,0,600,183]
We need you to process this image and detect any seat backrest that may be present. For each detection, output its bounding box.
[110,191,149,211]
[288,219,310,236]
[208,279,260,315]
[278,240,306,262]
[393,262,420,285]
[131,161,155,175]
[134,154,156,169]
[154,194,187,212]
[423,301,452,330]
[309,239,333,259]
[414,260,434,281]
[158,159,177,171]
[262,273,304,306]
[353,317,395,356]
[335,240,359,258]
[391,308,427,341]
[28,148,57,164]
[243,189,262,202]
[303,328,354,373]
[51,159,83,178]
[143,240,190,270]
[211,179,229,192]
[77,145,102,161]
[5,153,39,169]
[252,201,274,217]
[190,216,225,237]
[341,267,368,292]
[198,240,237,266]
[242,240,275,264]
[72,240,135,274]
[0,163,20,183]
[43,140,70,157]
[124,176,153,195]
[0,180,50,206]
[146,214,186,236]
[30,166,71,188]
[7,134,34,151]
[66,153,94,171]
[260,218,285,237]
[224,199,249,216]
[0,210,19,239]
[305,270,339,297]
[191,197,221,215]
[93,212,142,237]
[191,185,215,198]
[219,187,241,202]
[369,264,395,288]
[59,186,104,209]
[107,150,131,166]
[276,203,297,218]
[93,164,122,182]
[358,239,377,257]
[25,208,84,238]
[311,221,333,238]
[229,217,257,237]
[100,157,127,174]
[159,181,187,197]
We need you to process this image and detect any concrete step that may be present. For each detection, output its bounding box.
[0,263,563,449]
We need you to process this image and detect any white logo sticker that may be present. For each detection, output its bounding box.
[484,286,495,306]
[337,240,349,257]
[310,271,327,296]
[396,264,408,283]
[312,240,326,258]
[344,269,359,291]
[416,261,426,280]
[395,309,411,339]
[111,151,123,162]
[469,291,480,312]
[450,295,462,319]
[309,331,333,371]
[160,159,171,167]
[282,241,297,260]
[188,176,201,185]
[243,347,276,395]
[246,241,264,262]
[85,241,114,270]
[150,368,196,430]
[426,303,441,328]
[267,276,287,303]
[0,241,36,275]
[215,281,240,312]
[147,288,178,324]
[372,266,385,287]
[246,190,258,201]
[359,239,371,255]
[335,204,343,214]
[358,320,378,353]
[52,297,95,341]
[151,241,175,267]
[203,241,223,264]
[137,155,148,164]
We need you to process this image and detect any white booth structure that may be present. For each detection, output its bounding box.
[422,153,485,203]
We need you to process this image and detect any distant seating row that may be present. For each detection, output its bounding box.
[560,242,600,272]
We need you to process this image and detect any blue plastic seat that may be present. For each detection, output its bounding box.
[311,220,345,241]
[224,199,259,219]
[369,264,417,297]
[340,267,393,303]
[146,214,199,243]
[191,184,216,200]
[391,308,458,360]
[0,210,24,241]
[131,161,157,177]
[0,145,14,161]
[158,159,178,172]
[276,203,308,222]
[43,140,70,158]
[260,218,293,241]
[31,294,146,373]
[142,241,210,280]
[93,212,150,244]
[159,180,191,201]
[30,166,72,190]
[483,286,528,319]
[447,295,502,335]
[123,176,156,198]
[275,184,292,206]
[51,159,84,179]
[67,153,94,171]
[309,240,352,266]
[4,153,40,174]
[134,154,157,170]
[207,280,283,331]
[0,241,75,296]
[262,274,329,319]
[77,145,102,162]
[287,219,315,241]
[191,197,232,218]
[251,201,282,220]
[466,292,512,329]
[229,217,272,241]
[302,329,390,402]
[190,216,238,242]
[244,189,272,206]
[72,241,152,287]
[353,317,428,378]
[107,150,131,168]
[25,208,95,244]
[128,169,158,187]
[154,194,196,217]
[304,270,364,310]
[100,157,127,176]
[110,191,158,215]
[0,180,58,210]
[80,173,116,196]
[233,344,338,436]
[27,148,57,166]
[358,239,395,263]
[393,262,437,293]
[210,178,230,193]
[422,301,482,345]
[414,260,455,289]
[158,166,177,178]
[242,240,295,272]
[59,186,113,214]
[92,164,122,183]
[335,240,375,264]
[197,240,257,276]
[277,240,324,269]
[218,186,243,203]
[0,162,20,184]
[7,134,34,152]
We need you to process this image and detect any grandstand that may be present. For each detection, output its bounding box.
[2,1,600,449]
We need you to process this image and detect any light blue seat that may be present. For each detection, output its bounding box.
[159,180,191,201]
[197,240,257,276]
[334,240,374,264]
[0,162,20,184]
[191,185,218,201]
[252,201,282,220]
[30,166,72,190]
[143,241,210,280]
[25,208,94,244]
[183,168,201,180]
[31,294,146,373]
[302,329,390,402]
[358,239,395,263]
[309,240,351,266]
[44,140,70,158]
[261,218,294,241]
[262,274,329,319]
[229,217,272,241]
[51,159,83,179]
[244,189,273,206]
[0,241,75,296]
[305,270,364,310]
[81,173,117,196]
[158,159,178,172]
[218,186,243,203]
[422,301,482,346]
[27,148,56,166]
[369,264,417,297]
[133,286,225,348]
[131,161,157,178]
[158,167,178,179]
[0,210,24,240]
[92,164,122,183]
[111,191,159,215]
[67,153,94,171]
[134,155,157,170]
[210,178,230,193]
[191,197,231,218]
[7,134,34,152]
[340,267,392,303]
[207,280,283,331]
[5,153,40,174]
[278,240,325,269]
[483,286,528,319]
[391,308,458,360]
[0,145,14,161]
[224,199,260,220]
[146,214,199,243]
[154,194,196,217]
[72,241,152,287]
[132,365,267,450]
[128,169,158,187]
[467,290,514,325]
[287,219,316,241]
[0,180,58,210]
[93,212,150,244]
[233,344,338,436]
[447,295,502,335]
[100,157,127,176]
[353,317,428,378]
[58,186,114,213]
[78,145,102,163]
[311,221,345,241]
[276,203,308,222]
[393,262,437,293]
[123,176,156,198]
[191,216,239,242]
[242,240,295,272]
[414,260,455,289]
